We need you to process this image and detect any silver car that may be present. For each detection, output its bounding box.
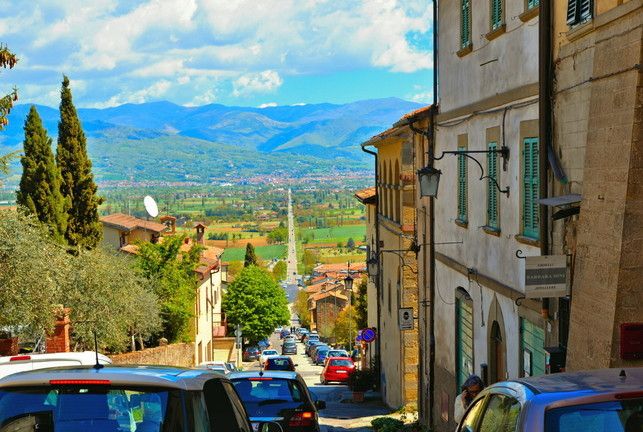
[457,368,643,432]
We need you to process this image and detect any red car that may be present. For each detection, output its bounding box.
[320,357,355,384]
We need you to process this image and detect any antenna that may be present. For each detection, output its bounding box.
[144,195,159,218]
[93,332,104,370]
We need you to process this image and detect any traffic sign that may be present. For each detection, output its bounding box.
[362,328,376,343]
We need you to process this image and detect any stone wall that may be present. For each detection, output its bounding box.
[111,343,194,368]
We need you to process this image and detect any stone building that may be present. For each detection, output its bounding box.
[550,0,643,370]
[360,108,427,409]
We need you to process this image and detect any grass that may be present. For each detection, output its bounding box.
[221,244,287,261]
[300,225,366,244]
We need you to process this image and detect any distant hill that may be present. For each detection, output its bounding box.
[0,98,424,183]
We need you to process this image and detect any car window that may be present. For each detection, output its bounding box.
[223,382,252,432]
[204,379,246,432]
[232,378,305,417]
[545,398,643,432]
[459,397,485,431]
[478,394,520,432]
[329,359,353,367]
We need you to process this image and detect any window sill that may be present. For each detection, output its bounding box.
[515,235,540,247]
[566,19,594,42]
[485,24,506,41]
[455,219,468,229]
[457,44,473,58]
[519,6,539,22]
[482,226,501,236]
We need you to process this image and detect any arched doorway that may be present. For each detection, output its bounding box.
[487,296,507,384]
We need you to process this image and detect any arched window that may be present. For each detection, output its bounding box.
[394,159,401,223]
[386,160,392,219]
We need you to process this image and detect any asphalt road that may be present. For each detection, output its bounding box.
[284,188,300,304]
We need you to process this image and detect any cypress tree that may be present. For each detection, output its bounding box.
[17,106,67,241]
[56,76,103,250]
[244,243,259,267]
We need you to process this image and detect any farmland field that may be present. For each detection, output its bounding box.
[221,244,287,261]
[299,225,366,244]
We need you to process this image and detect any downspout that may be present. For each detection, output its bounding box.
[428,0,438,429]
[539,0,551,318]
[360,142,381,387]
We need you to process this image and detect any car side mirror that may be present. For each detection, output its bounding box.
[315,400,326,410]
[258,421,284,432]
[294,364,298,367]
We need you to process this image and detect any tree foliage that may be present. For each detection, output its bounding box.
[56,76,103,250]
[293,289,311,329]
[354,275,368,330]
[302,249,319,274]
[243,242,259,267]
[332,305,358,349]
[137,235,203,343]
[0,45,18,185]
[0,209,161,352]
[222,266,290,344]
[267,225,288,244]
[272,260,287,282]
[17,106,68,242]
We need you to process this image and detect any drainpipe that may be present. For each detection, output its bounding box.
[360,142,382,388]
[539,0,551,318]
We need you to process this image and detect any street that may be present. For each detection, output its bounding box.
[285,188,299,303]
[244,334,393,432]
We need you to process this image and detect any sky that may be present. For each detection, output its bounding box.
[0,0,433,109]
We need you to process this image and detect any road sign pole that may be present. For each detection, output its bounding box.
[235,324,242,368]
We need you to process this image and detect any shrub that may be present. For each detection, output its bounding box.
[371,417,404,432]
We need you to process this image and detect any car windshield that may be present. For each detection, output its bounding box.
[267,358,292,370]
[545,398,643,432]
[263,350,278,356]
[0,385,184,432]
[328,351,348,357]
[329,359,353,367]
[232,378,305,417]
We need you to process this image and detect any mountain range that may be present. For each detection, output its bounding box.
[0,98,423,184]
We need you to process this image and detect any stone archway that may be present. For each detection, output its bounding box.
[487,296,507,384]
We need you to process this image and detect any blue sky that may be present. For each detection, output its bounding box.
[0,0,433,109]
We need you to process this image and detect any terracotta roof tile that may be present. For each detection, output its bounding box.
[100,213,167,233]
[354,187,377,204]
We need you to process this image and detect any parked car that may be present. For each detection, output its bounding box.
[282,341,298,355]
[0,351,111,380]
[257,339,271,349]
[321,357,356,384]
[303,333,319,344]
[0,365,272,431]
[280,329,291,339]
[230,371,326,432]
[284,335,297,343]
[326,349,350,361]
[225,362,238,373]
[306,341,326,357]
[456,367,643,432]
[314,347,330,365]
[260,349,280,364]
[264,356,296,372]
[243,346,261,362]
[198,361,229,374]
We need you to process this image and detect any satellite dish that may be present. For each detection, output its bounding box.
[143,195,159,218]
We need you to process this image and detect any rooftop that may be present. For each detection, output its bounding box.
[100,213,167,233]
[354,187,377,205]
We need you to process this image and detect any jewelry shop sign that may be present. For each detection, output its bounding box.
[525,255,568,298]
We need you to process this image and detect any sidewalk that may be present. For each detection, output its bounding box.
[320,389,394,432]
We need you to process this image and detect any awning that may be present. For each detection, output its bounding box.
[539,194,582,207]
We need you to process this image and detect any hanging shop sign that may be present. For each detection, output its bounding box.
[525,255,568,298]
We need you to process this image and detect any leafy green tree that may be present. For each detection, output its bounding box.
[346,237,356,250]
[272,260,287,281]
[17,106,67,242]
[292,289,311,328]
[267,226,288,244]
[354,275,368,329]
[244,242,259,267]
[137,235,203,342]
[302,249,319,274]
[56,76,103,250]
[222,266,290,344]
[332,305,358,349]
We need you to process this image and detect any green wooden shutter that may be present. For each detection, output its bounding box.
[567,0,579,25]
[522,138,540,239]
[491,0,503,30]
[457,148,468,222]
[528,0,540,9]
[461,0,471,48]
[487,142,498,229]
[456,298,474,389]
[520,318,546,377]
[579,0,593,22]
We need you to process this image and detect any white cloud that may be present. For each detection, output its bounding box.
[410,91,433,103]
[89,79,172,107]
[258,102,277,108]
[232,70,283,97]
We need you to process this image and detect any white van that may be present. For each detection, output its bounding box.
[0,351,112,380]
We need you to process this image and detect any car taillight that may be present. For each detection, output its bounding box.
[615,391,643,399]
[9,355,31,362]
[249,377,273,381]
[289,411,315,427]
[49,379,111,385]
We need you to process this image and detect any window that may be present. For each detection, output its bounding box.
[545,398,643,432]
[479,394,521,432]
[456,292,474,390]
[522,138,540,239]
[520,318,546,377]
[490,0,503,31]
[487,142,499,229]
[459,398,485,431]
[457,148,468,223]
[461,0,472,48]
[567,0,593,26]
[527,0,539,9]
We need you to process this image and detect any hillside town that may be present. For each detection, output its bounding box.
[0,1,642,432]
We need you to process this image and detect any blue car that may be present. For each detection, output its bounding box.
[314,347,330,365]
[456,368,643,432]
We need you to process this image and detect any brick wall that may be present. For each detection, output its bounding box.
[110,343,195,368]
[0,338,18,356]
[46,313,70,354]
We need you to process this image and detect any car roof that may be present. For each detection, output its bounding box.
[510,368,643,394]
[0,365,227,391]
[0,351,111,365]
[228,371,299,380]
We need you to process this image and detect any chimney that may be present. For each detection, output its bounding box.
[194,222,206,245]
[160,215,176,234]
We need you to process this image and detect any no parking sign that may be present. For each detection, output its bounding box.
[362,328,376,343]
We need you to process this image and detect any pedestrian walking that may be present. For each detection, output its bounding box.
[453,375,484,425]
